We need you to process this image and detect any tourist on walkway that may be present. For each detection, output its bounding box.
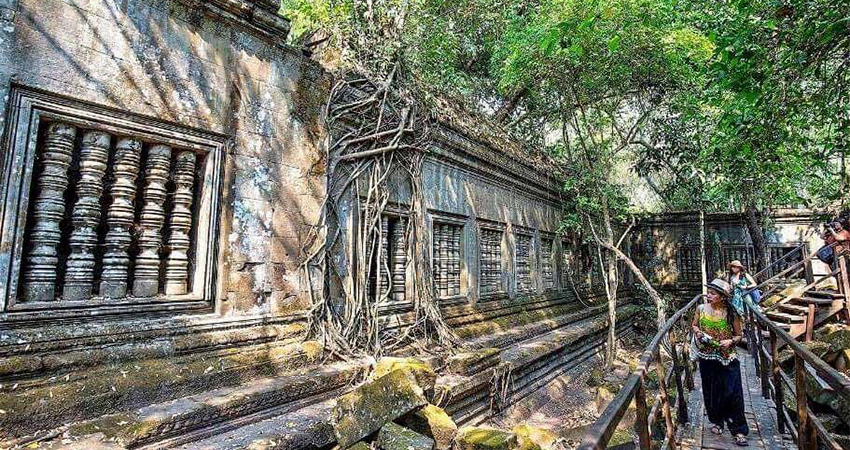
[691,278,749,446]
[727,260,756,315]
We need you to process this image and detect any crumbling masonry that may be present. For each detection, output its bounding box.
[0,1,645,448]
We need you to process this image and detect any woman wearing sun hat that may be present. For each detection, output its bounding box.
[691,278,749,446]
[727,260,756,315]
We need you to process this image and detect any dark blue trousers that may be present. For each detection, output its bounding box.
[698,358,749,436]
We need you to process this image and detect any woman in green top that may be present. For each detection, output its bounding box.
[691,278,749,446]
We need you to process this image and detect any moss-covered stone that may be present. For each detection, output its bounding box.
[332,368,428,448]
[373,358,437,401]
[778,340,830,367]
[513,425,558,450]
[350,442,373,450]
[607,428,634,448]
[398,404,457,450]
[821,328,850,353]
[455,427,518,450]
[376,422,435,450]
[447,348,501,375]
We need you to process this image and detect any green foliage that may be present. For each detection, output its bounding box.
[281,0,850,217]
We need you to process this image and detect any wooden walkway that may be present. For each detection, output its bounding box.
[676,353,797,450]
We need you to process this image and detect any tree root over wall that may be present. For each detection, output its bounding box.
[301,69,459,360]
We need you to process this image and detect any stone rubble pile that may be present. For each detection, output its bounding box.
[331,357,559,450]
[777,323,850,447]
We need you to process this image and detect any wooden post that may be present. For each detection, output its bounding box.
[804,258,815,286]
[635,377,651,450]
[656,358,677,450]
[758,325,770,399]
[805,304,816,342]
[771,331,785,433]
[670,342,689,424]
[679,315,695,390]
[795,354,814,450]
[838,256,850,321]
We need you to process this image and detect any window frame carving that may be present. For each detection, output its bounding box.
[514,227,535,294]
[0,85,226,319]
[477,220,506,298]
[430,212,466,301]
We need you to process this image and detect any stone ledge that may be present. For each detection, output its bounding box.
[0,321,305,383]
[62,360,365,448]
[187,0,291,43]
[0,338,325,440]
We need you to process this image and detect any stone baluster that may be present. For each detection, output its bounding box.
[63,131,111,300]
[99,138,142,298]
[164,150,196,295]
[22,123,77,302]
[391,217,407,302]
[378,215,390,299]
[452,226,461,295]
[133,144,171,297]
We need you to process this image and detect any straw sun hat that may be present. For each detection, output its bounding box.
[705,278,733,298]
[728,260,746,271]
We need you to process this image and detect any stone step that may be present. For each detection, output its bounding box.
[805,290,844,299]
[766,311,806,324]
[460,303,610,350]
[777,303,810,315]
[169,398,337,450]
[57,361,365,449]
[790,296,834,306]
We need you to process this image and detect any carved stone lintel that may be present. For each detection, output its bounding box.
[133,145,171,297]
[164,150,196,295]
[100,138,142,299]
[63,131,111,300]
[22,122,77,302]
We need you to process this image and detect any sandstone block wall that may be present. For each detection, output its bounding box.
[0,0,329,324]
[633,209,828,293]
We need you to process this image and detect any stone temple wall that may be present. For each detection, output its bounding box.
[0,0,639,445]
[0,0,333,438]
[632,209,829,294]
[0,0,328,323]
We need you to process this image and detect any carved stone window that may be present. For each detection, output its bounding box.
[433,222,462,298]
[540,237,554,290]
[560,245,572,289]
[479,227,503,294]
[676,245,702,282]
[0,86,225,319]
[372,214,408,304]
[515,232,534,293]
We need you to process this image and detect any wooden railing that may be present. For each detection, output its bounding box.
[580,242,846,450]
[578,294,700,450]
[743,296,850,450]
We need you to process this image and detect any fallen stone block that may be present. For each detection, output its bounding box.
[374,357,437,398]
[455,426,518,450]
[331,368,428,448]
[377,422,435,450]
[822,329,850,353]
[513,425,558,450]
[397,404,457,450]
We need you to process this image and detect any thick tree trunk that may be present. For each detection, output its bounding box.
[600,241,667,329]
[602,206,618,369]
[745,207,768,273]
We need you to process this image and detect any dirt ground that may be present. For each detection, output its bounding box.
[485,327,653,449]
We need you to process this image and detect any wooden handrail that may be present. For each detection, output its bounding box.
[579,294,701,450]
[745,298,850,399]
[744,291,850,450]
[752,243,806,280]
